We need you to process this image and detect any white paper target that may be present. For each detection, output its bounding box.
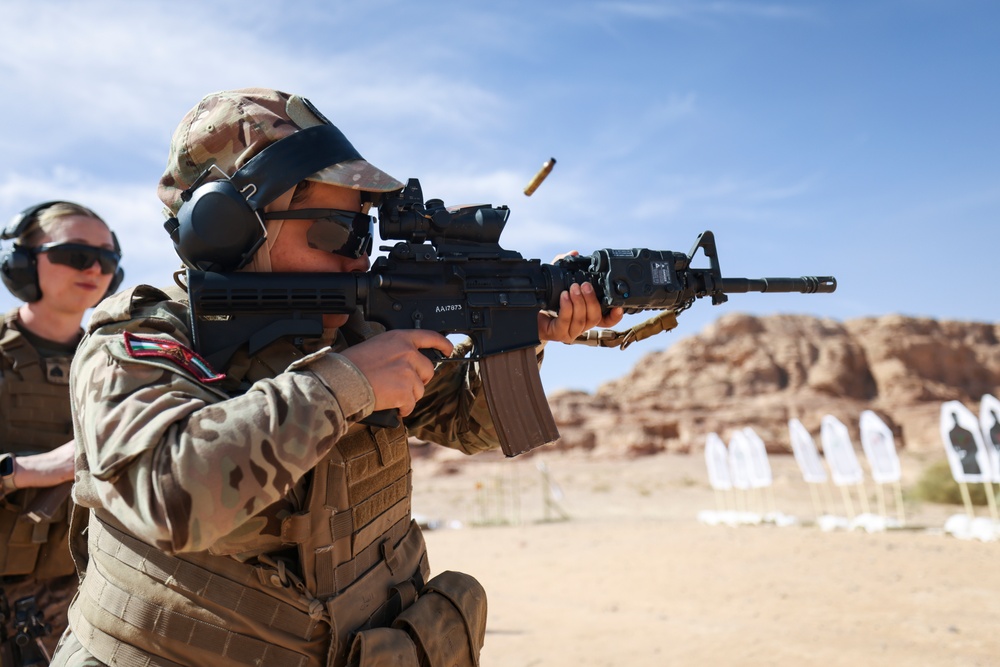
[941,400,989,484]
[979,394,1000,481]
[788,418,828,483]
[742,427,773,488]
[859,411,901,484]
[728,431,753,491]
[820,415,863,486]
[704,432,732,490]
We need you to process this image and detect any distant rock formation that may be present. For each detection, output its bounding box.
[546,313,1000,456]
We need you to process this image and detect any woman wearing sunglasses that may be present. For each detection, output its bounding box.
[0,200,123,661]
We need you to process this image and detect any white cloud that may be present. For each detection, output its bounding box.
[626,172,820,224]
[0,1,508,169]
[584,93,699,161]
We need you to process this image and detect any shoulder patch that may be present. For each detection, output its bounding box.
[123,331,225,383]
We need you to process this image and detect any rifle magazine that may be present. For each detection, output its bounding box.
[480,348,560,457]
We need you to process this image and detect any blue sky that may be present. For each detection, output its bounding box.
[1,0,996,393]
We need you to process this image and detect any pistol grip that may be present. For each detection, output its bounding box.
[362,409,401,429]
[359,350,443,430]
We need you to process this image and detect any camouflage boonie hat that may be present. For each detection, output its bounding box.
[157,87,404,215]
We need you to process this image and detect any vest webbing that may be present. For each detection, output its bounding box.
[283,421,414,601]
[0,310,76,578]
[75,513,429,667]
[0,310,75,450]
[78,560,311,667]
[69,607,186,667]
[88,513,323,640]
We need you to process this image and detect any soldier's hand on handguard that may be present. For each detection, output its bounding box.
[538,251,625,344]
[341,329,454,416]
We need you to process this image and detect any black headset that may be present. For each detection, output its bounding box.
[164,124,364,272]
[0,201,125,303]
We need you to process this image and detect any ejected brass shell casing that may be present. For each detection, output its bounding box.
[523,158,556,196]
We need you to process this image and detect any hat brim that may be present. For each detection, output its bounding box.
[307,159,404,193]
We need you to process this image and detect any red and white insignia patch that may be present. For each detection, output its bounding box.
[123,331,225,383]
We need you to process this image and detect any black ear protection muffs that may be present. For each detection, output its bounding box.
[164,124,364,272]
[0,201,125,303]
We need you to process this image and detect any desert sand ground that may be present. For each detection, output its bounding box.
[410,448,999,666]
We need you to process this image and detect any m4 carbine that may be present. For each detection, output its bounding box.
[187,178,835,457]
[0,590,51,666]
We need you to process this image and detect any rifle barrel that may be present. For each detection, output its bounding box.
[720,276,836,294]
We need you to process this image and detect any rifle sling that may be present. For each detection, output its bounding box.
[571,310,680,349]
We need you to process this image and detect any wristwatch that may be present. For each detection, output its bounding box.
[0,453,16,499]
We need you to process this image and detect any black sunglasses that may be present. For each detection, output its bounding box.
[32,242,121,274]
[264,208,374,259]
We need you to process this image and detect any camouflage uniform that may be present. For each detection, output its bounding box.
[52,278,504,666]
[49,87,531,666]
[0,308,79,658]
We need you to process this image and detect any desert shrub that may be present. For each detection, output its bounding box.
[913,459,991,506]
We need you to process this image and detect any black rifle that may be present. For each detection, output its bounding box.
[187,178,835,456]
[0,589,50,666]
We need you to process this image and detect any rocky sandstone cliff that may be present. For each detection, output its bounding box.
[546,313,1000,457]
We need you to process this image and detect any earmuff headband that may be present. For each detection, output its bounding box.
[2,201,72,241]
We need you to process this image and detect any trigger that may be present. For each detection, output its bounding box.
[420,348,445,363]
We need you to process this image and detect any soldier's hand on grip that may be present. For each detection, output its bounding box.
[341,329,453,416]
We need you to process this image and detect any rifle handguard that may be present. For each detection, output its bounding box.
[571,310,679,350]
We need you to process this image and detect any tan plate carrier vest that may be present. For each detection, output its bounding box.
[72,326,486,667]
[0,310,76,579]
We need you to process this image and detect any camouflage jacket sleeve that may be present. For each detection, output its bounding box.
[71,286,375,555]
[404,340,545,455]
